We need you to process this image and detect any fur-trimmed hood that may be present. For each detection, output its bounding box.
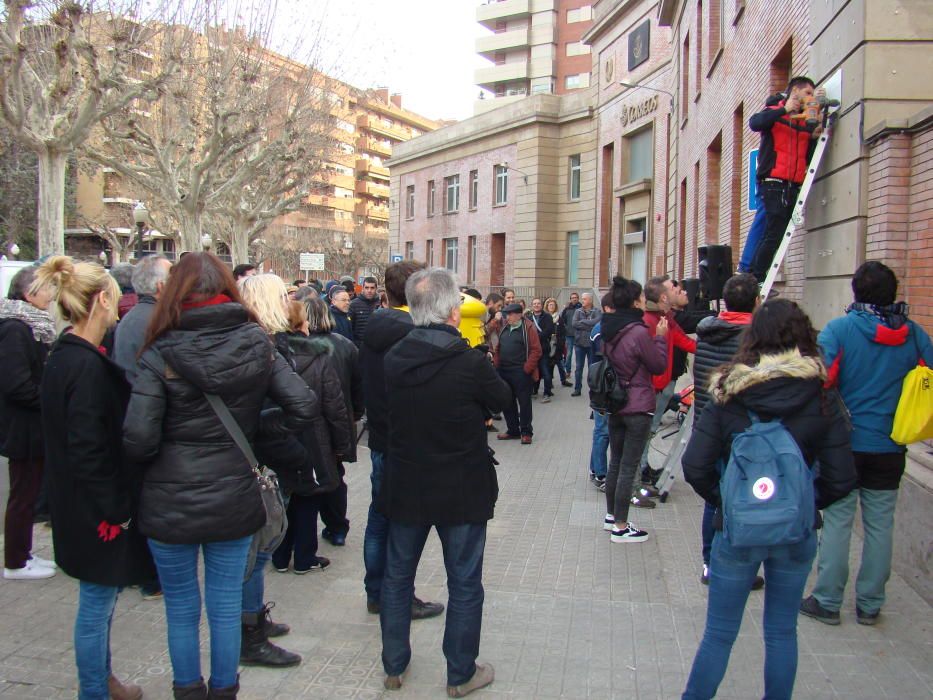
[710,349,826,405]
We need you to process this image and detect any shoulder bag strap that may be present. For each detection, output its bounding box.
[204,394,259,470]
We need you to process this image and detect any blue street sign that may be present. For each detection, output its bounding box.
[747,149,759,212]
[391,254,403,263]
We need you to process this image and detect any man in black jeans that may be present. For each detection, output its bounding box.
[493,304,542,445]
[748,76,822,282]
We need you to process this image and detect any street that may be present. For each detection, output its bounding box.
[0,390,930,699]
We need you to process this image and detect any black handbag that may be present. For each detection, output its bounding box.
[204,394,287,578]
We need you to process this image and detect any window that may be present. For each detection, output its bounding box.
[162,239,176,261]
[564,73,590,89]
[469,170,478,209]
[405,185,415,219]
[445,174,460,213]
[494,165,508,205]
[494,51,506,66]
[425,239,434,266]
[404,241,414,259]
[444,238,458,272]
[567,5,592,22]
[695,0,703,97]
[566,232,579,285]
[708,0,723,66]
[569,154,582,200]
[681,33,690,122]
[468,235,477,282]
[623,219,647,284]
[427,180,435,216]
[626,127,654,181]
[565,42,591,57]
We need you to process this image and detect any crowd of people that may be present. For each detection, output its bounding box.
[0,247,929,699]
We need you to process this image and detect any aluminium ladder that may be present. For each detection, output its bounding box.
[759,104,840,300]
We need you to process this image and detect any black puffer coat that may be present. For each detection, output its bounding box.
[41,334,155,586]
[692,314,751,417]
[683,349,856,521]
[361,307,413,454]
[315,331,363,462]
[123,303,316,544]
[282,333,352,496]
[0,318,49,460]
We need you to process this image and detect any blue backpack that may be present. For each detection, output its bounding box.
[720,412,815,548]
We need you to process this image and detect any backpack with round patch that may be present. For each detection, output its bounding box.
[720,411,815,547]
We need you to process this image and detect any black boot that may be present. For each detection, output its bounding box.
[240,613,302,667]
[259,602,289,638]
[173,678,208,700]
[206,675,239,699]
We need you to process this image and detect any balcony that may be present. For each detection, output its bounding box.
[356,136,392,158]
[476,0,533,29]
[355,202,390,221]
[324,172,356,190]
[475,60,529,90]
[307,193,356,212]
[476,28,530,58]
[355,158,390,179]
[357,114,411,142]
[355,180,391,199]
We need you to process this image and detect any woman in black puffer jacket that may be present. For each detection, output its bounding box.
[272,301,351,573]
[123,253,315,699]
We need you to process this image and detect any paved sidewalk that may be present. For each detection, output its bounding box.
[1,387,931,699]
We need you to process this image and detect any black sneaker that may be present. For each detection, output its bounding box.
[610,524,649,543]
[701,564,709,585]
[595,478,606,493]
[856,607,880,626]
[561,380,572,387]
[411,596,444,620]
[294,556,330,574]
[571,390,581,396]
[799,595,840,625]
[751,576,765,591]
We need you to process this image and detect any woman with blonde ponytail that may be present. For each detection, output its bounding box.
[37,256,154,700]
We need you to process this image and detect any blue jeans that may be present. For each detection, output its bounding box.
[589,411,609,478]
[149,536,251,689]
[536,354,553,396]
[241,547,269,615]
[74,582,119,700]
[381,521,486,686]
[701,502,716,566]
[683,531,817,700]
[573,344,595,392]
[737,192,766,272]
[811,487,899,614]
[364,449,389,604]
[564,336,575,374]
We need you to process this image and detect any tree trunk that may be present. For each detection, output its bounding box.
[177,209,203,253]
[36,149,67,257]
[230,227,250,265]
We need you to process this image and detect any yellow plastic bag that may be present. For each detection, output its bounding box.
[891,361,933,444]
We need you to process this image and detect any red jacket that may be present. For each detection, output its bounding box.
[749,101,815,184]
[643,309,696,392]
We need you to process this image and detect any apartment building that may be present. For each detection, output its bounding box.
[475,0,595,115]
[389,91,597,291]
[67,19,440,266]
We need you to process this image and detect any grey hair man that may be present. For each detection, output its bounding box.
[379,267,510,696]
[114,255,171,384]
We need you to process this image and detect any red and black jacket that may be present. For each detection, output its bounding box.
[750,100,816,184]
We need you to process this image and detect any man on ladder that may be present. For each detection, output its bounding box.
[745,76,823,283]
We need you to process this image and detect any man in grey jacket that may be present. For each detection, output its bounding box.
[113,255,171,384]
[570,292,601,396]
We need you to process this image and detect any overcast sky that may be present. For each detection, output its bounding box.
[272,0,487,123]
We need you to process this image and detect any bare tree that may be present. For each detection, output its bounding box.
[258,222,387,281]
[0,1,190,255]
[85,5,338,255]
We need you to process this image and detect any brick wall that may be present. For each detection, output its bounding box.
[906,127,933,330]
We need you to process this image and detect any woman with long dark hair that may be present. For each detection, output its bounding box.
[123,253,315,699]
[599,276,668,543]
[37,257,153,700]
[681,298,856,700]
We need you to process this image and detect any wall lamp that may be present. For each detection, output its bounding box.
[497,161,529,184]
[618,81,675,111]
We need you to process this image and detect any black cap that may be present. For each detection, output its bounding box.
[503,303,523,315]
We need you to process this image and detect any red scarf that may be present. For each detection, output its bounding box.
[181,294,232,311]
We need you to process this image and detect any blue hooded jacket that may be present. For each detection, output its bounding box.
[819,309,933,453]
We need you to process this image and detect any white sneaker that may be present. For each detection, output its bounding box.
[4,560,56,580]
[29,554,57,569]
[610,524,649,543]
[603,514,616,531]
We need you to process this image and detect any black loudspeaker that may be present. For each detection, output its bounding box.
[681,277,703,311]
[698,245,733,301]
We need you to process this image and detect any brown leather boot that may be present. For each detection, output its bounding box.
[108,675,143,700]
